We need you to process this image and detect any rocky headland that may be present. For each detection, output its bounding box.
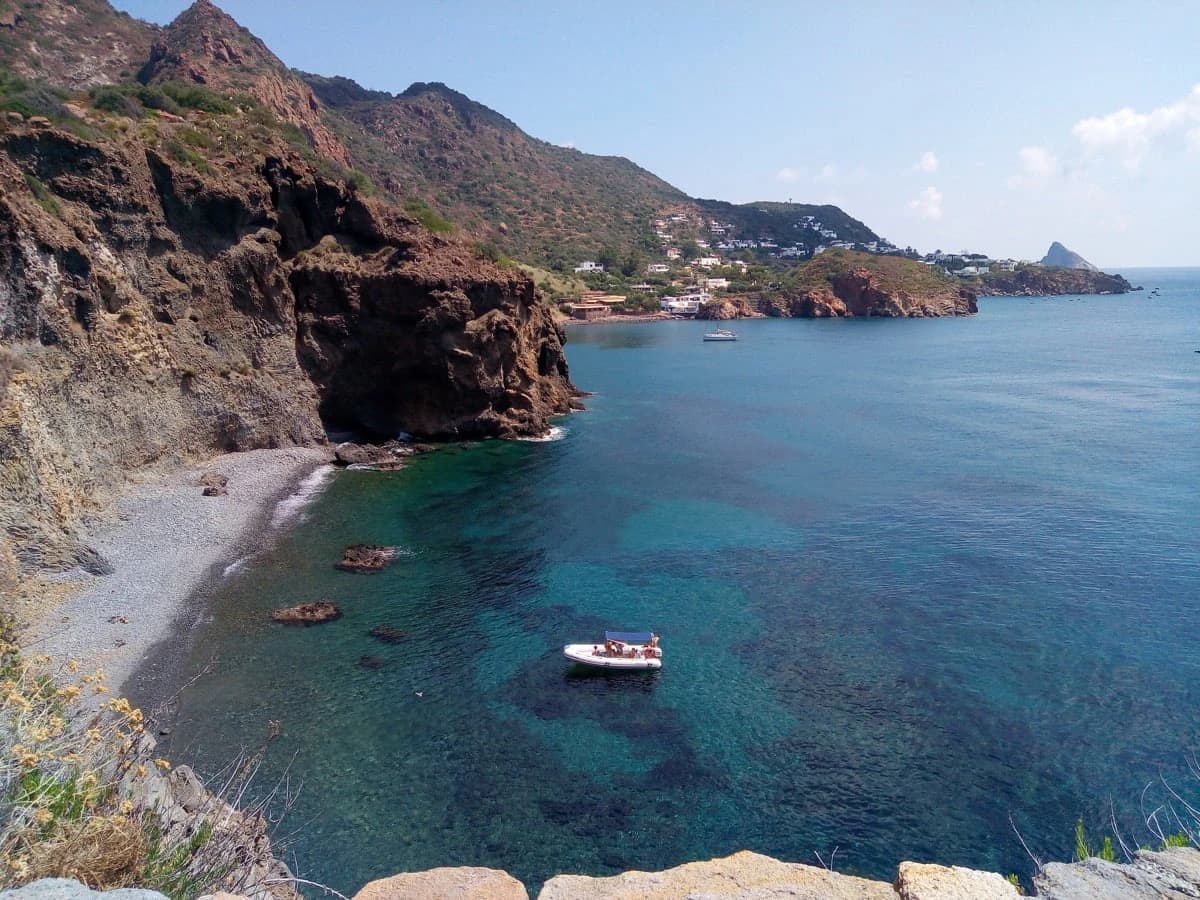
[976,265,1134,297]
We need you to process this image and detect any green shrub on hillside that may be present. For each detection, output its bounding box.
[22,174,61,217]
[404,198,455,234]
[157,81,235,115]
[0,73,68,120]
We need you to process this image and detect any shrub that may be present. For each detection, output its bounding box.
[90,87,143,119]
[178,126,215,150]
[404,198,454,234]
[164,140,213,175]
[157,81,235,115]
[344,168,376,196]
[0,75,68,120]
[22,174,61,218]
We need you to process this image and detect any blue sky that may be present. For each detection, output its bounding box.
[113,0,1198,266]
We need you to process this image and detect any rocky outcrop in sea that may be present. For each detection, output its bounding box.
[761,267,977,318]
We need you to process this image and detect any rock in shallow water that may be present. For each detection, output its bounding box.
[270,601,341,624]
[336,544,398,572]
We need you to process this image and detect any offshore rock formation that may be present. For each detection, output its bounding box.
[0,113,573,583]
[977,265,1133,296]
[695,297,760,320]
[1040,241,1098,271]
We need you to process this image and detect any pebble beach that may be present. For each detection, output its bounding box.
[23,447,334,700]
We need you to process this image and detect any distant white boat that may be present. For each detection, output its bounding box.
[703,328,737,342]
[563,631,662,670]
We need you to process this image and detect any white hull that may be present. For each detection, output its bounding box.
[563,643,662,670]
[703,330,737,341]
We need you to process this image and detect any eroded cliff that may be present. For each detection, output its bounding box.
[0,110,573,584]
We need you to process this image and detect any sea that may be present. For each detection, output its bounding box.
[145,268,1200,892]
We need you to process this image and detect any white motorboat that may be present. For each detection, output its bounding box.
[563,631,662,670]
[703,328,737,341]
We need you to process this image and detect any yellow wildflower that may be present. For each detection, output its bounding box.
[34,808,52,825]
[66,658,81,673]
[32,654,51,665]
[154,758,172,771]
[86,728,102,743]
[58,685,81,702]
[136,764,146,778]
[120,799,134,815]
[93,684,110,695]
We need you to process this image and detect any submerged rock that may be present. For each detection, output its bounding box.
[369,624,407,644]
[337,544,398,573]
[358,655,387,669]
[270,601,341,625]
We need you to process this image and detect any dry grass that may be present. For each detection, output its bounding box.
[0,614,235,894]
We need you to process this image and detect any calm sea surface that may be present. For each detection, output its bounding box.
[149,269,1200,891]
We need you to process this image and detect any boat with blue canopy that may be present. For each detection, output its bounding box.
[563,631,662,670]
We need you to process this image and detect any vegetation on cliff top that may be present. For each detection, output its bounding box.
[786,248,961,295]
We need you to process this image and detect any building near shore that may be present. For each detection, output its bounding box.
[570,303,609,320]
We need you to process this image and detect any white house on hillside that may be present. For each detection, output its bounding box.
[694,256,722,268]
[647,263,671,274]
[573,261,605,273]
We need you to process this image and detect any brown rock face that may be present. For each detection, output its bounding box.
[758,267,977,318]
[696,297,759,320]
[0,115,573,578]
[353,868,528,900]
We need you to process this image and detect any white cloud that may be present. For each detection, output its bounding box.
[817,163,838,180]
[1019,145,1058,178]
[911,151,939,173]
[1072,84,1200,170]
[775,167,804,182]
[908,186,943,220]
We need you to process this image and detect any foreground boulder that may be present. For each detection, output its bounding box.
[895,862,1018,898]
[353,867,527,900]
[270,601,341,624]
[337,545,398,572]
[538,850,895,899]
[1035,845,1200,898]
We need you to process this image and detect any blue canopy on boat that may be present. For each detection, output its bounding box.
[605,631,654,643]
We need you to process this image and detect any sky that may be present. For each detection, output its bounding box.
[112,0,1199,267]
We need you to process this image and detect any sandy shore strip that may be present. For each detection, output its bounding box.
[24,447,334,698]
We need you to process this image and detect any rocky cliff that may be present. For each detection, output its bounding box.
[977,265,1132,296]
[756,250,977,318]
[0,104,573,584]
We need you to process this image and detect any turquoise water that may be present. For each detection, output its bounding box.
[150,269,1200,891]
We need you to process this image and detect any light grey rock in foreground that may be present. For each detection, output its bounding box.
[895,861,1020,898]
[1035,846,1200,898]
[0,880,166,900]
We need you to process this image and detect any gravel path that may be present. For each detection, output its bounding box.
[24,447,334,699]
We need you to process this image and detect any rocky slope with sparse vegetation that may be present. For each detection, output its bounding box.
[751,249,977,318]
[0,27,575,593]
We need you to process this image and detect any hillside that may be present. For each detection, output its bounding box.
[0,64,574,587]
[763,249,977,317]
[0,0,885,271]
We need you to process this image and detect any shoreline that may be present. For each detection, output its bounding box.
[23,447,335,703]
